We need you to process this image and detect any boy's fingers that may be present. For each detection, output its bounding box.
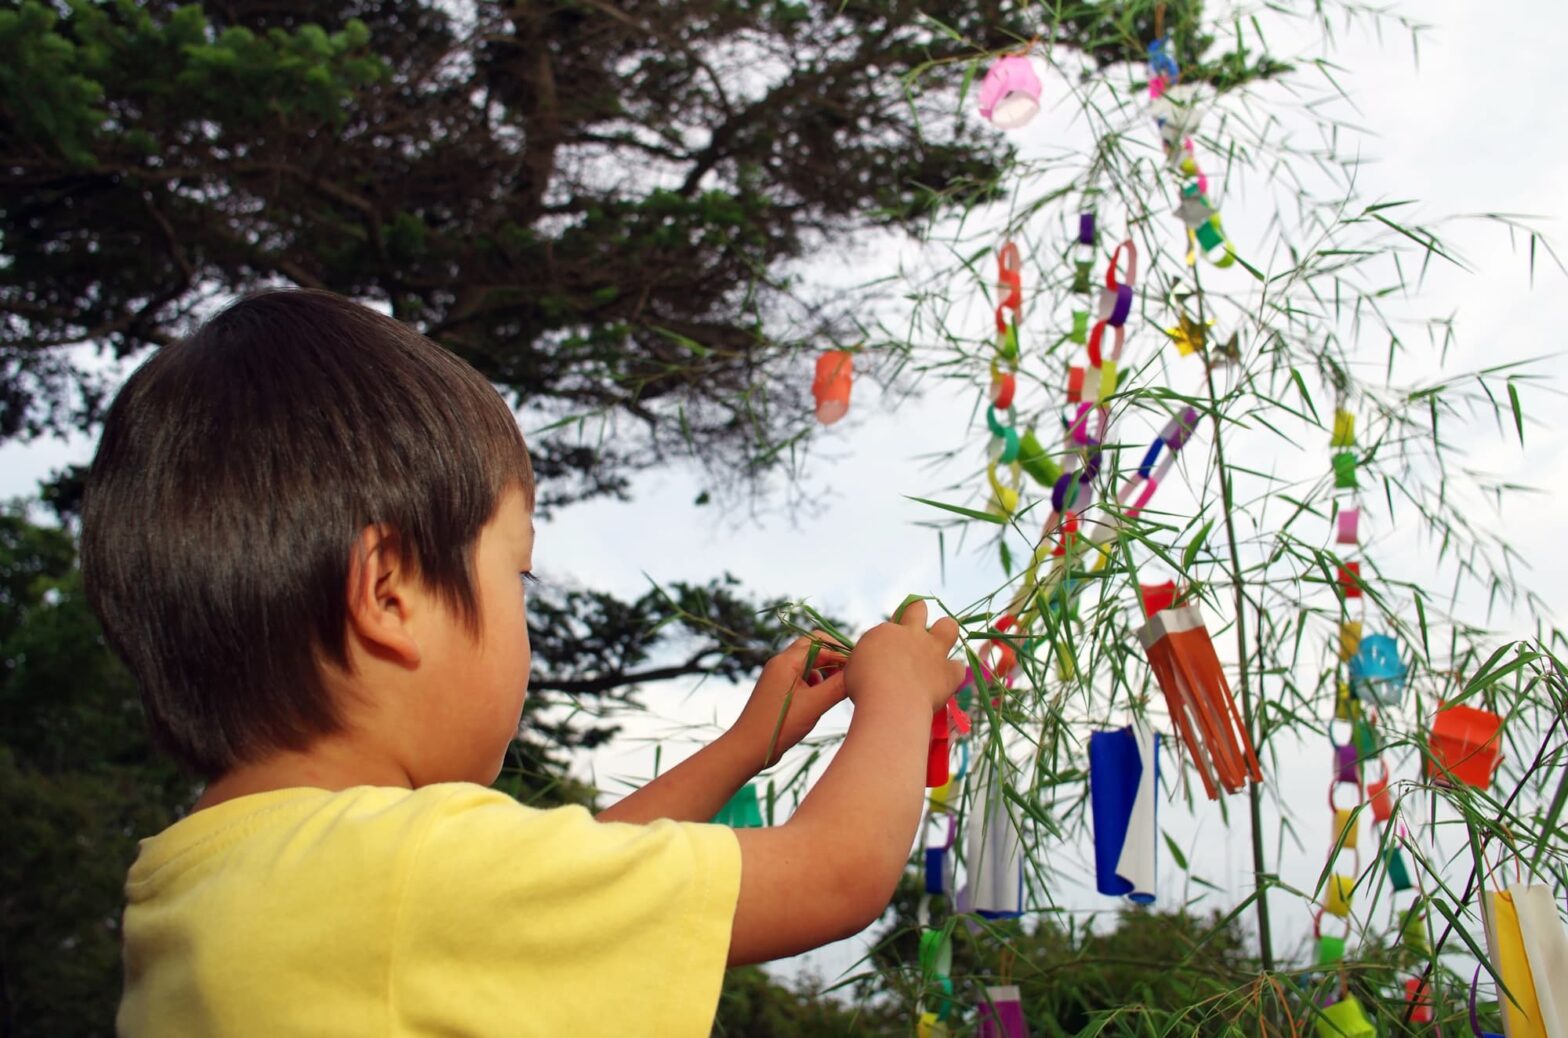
[797,667,849,715]
[930,615,959,649]
[785,631,848,662]
[897,598,928,630]
[948,659,968,693]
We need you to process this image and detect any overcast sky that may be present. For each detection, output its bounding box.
[3,0,1564,1004]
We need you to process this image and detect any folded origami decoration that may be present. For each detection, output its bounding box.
[1137,605,1262,799]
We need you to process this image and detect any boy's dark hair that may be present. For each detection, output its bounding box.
[81,289,533,779]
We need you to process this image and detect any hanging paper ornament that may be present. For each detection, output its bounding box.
[1016,429,1062,487]
[924,816,956,895]
[1427,702,1505,789]
[1088,721,1160,903]
[1484,885,1568,1036]
[713,782,764,827]
[966,754,1024,918]
[1317,932,1347,967]
[1338,561,1363,599]
[1332,808,1359,851]
[1332,741,1359,785]
[1385,848,1413,892]
[1402,904,1430,953]
[1166,313,1211,356]
[1148,83,1203,152]
[1323,873,1355,918]
[1331,451,1359,489]
[1138,581,1178,618]
[1332,408,1357,447]
[977,56,1042,129]
[1366,763,1394,822]
[1403,978,1434,1025]
[812,350,854,424]
[927,708,951,787]
[976,985,1030,1038]
[1336,508,1360,545]
[1351,717,1380,760]
[1348,633,1406,705]
[1315,996,1375,1038]
[1137,605,1263,800]
[1334,681,1362,722]
[1068,309,1091,344]
[1337,620,1363,662]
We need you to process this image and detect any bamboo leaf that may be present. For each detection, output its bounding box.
[906,495,1007,524]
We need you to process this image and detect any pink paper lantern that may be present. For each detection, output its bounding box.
[978,56,1042,130]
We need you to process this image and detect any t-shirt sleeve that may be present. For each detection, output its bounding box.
[391,785,741,1037]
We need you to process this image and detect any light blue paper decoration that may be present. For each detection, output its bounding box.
[1349,634,1406,706]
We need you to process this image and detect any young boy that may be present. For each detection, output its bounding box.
[81,289,965,1035]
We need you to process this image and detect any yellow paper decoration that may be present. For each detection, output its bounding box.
[1332,408,1356,447]
[1486,890,1549,1038]
[917,1012,950,1038]
[1100,359,1119,397]
[1338,621,1363,662]
[1335,681,1362,722]
[929,778,953,813]
[1333,808,1359,850]
[1167,314,1211,356]
[1325,873,1355,918]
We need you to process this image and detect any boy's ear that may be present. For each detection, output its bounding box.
[345,524,422,667]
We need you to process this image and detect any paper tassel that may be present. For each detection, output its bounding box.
[1088,721,1159,903]
[1137,605,1262,800]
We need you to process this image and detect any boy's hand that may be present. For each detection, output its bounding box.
[730,634,850,767]
[843,598,965,713]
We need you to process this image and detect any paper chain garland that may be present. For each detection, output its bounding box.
[1313,402,1436,1032]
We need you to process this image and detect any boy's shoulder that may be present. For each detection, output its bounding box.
[128,783,563,891]
[129,781,738,901]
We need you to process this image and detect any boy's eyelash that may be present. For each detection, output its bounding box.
[520,571,541,586]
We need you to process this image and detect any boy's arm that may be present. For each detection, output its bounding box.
[596,636,849,826]
[594,732,757,826]
[726,689,930,964]
[725,603,962,965]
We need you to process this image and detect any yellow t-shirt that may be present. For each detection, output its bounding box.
[118,783,741,1036]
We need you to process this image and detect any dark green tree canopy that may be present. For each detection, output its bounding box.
[0,0,1280,500]
[0,0,1025,498]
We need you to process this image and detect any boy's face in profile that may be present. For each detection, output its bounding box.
[412,484,536,784]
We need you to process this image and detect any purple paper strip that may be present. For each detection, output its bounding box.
[1078,212,1095,246]
[1107,283,1134,326]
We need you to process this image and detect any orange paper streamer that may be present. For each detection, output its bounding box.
[1137,605,1263,799]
